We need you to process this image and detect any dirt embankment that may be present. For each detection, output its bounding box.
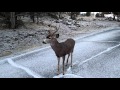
[0,16,120,57]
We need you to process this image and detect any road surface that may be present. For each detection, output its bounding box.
[1,28,120,78]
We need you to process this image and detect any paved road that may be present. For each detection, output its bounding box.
[1,28,120,78]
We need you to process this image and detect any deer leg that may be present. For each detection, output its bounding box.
[71,53,73,67]
[57,57,60,75]
[62,56,65,75]
[66,53,70,66]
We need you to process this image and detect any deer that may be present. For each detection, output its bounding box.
[42,24,75,75]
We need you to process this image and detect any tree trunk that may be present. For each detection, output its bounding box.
[71,12,74,19]
[113,15,115,21]
[37,13,39,24]
[30,12,35,23]
[10,12,15,29]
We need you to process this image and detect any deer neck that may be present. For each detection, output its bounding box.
[50,38,60,50]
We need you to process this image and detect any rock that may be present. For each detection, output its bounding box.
[14,38,18,41]
[68,25,77,30]
[0,44,3,48]
[66,21,72,25]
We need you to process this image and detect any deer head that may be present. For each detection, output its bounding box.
[43,24,60,44]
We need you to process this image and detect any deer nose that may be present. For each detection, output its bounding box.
[42,41,46,44]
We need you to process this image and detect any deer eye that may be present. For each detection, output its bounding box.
[56,34,59,38]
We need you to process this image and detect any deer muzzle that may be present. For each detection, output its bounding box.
[42,39,51,44]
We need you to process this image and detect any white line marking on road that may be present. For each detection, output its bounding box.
[11,46,50,60]
[80,40,120,43]
[7,58,44,78]
[77,43,120,66]
[58,42,120,78]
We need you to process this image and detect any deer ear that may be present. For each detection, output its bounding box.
[56,34,59,38]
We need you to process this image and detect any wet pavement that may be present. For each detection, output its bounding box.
[1,28,120,78]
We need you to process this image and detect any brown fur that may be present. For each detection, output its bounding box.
[43,25,75,75]
[50,38,75,58]
[49,38,75,75]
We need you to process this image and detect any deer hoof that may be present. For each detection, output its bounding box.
[57,72,59,75]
